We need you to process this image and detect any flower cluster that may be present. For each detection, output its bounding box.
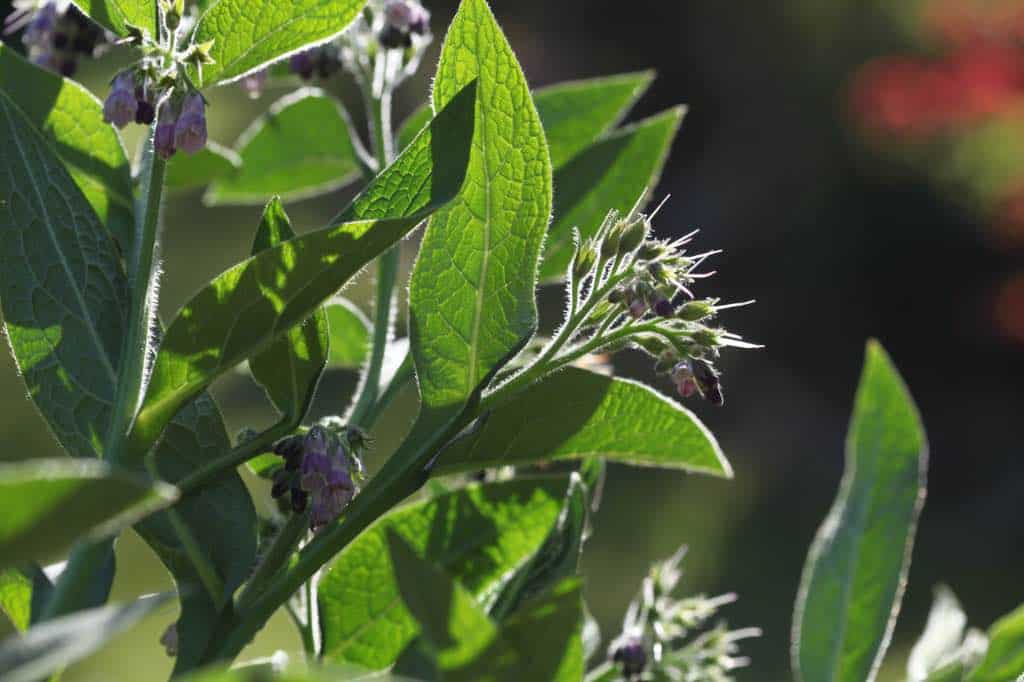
[605,546,760,681]
[270,422,367,531]
[533,196,755,406]
[4,1,107,77]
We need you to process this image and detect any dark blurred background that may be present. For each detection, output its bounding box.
[2,1,1023,680]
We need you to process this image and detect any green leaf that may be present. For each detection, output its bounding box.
[0,44,134,271]
[318,477,568,669]
[487,474,588,621]
[0,89,130,461]
[0,459,177,570]
[792,341,928,682]
[248,198,329,422]
[397,70,655,169]
[966,603,1024,682]
[69,0,159,39]
[325,299,370,370]
[135,393,258,673]
[125,83,476,457]
[451,578,585,682]
[192,0,367,86]
[539,108,684,281]
[0,568,50,632]
[165,142,241,191]
[533,70,655,169]
[0,592,171,682]
[436,367,731,477]
[385,531,497,671]
[409,0,552,416]
[206,89,362,205]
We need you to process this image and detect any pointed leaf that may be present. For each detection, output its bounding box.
[0,592,171,682]
[409,0,552,416]
[0,459,177,569]
[792,341,928,682]
[69,0,159,39]
[540,108,684,280]
[966,603,1024,682]
[325,299,370,370]
[192,0,367,86]
[0,45,134,256]
[165,142,241,191]
[206,89,362,205]
[0,89,130,460]
[135,393,258,673]
[125,83,476,457]
[248,198,329,421]
[318,477,568,669]
[436,367,731,477]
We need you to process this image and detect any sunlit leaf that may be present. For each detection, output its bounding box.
[71,0,158,39]
[325,299,371,370]
[966,603,1024,682]
[165,142,241,192]
[792,341,927,682]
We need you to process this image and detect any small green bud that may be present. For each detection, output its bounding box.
[617,218,647,255]
[691,327,720,349]
[607,287,626,304]
[183,40,217,66]
[600,223,624,259]
[679,299,716,322]
[634,334,668,356]
[572,243,597,281]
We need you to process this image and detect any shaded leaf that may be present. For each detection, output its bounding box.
[318,477,568,669]
[0,459,176,570]
[192,0,366,86]
[409,0,552,416]
[248,198,329,421]
[966,603,1024,682]
[0,592,171,682]
[792,341,928,682]
[436,367,731,477]
[125,83,476,457]
[540,108,684,280]
[206,89,362,205]
[325,299,371,370]
[165,142,241,191]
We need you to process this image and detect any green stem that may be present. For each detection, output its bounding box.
[167,507,224,604]
[362,351,414,431]
[348,57,398,428]
[236,513,308,611]
[107,134,166,465]
[176,421,294,498]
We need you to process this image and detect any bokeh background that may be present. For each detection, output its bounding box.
[2,0,1024,680]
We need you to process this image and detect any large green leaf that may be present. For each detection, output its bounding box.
[0,89,129,461]
[0,45,134,255]
[792,341,928,682]
[0,592,171,682]
[409,0,552,416]
[0,459,176,570]
[248,198,329,422]
[966,603,1024,682]
[0,567,50,632]
[397,70,655,168]
[540,108,684,280]
[206,89,362,205]
[325,299,370,370]
[435,367,730,477]
[124,83,476,457]
[533,70,654,169]
[192,0,366,86]
[135,393,258,673]
[318,477,568,669]
[165,142,241,191]
[70,0,158,38]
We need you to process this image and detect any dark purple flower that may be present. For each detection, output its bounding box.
[654,297,675,318]
[300,430,355,531]
[135,98,155,125]
[378,24,410,49]
[154,105,177,159]
[103,73,137,129]
[611,636,647,677]
[289,51,315,80]
[174,94,207,155]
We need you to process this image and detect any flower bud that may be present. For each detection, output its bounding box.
[628,299,648,319]
[600,223,623,260]
[618,218,647,255]
[290,51,315,80]
[154,105,177,159]
[691,327,720,349]
[572,243,597,281]
[174,93,207,155]
[653,296,675,318]
[692,358,724,406]
[607,288,626,305]
[678,299,715,322]
[610,636,647,677]
[385,1,429,34]
[378,24,411,49]
[103,73,137,129]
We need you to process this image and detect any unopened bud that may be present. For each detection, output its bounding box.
[290,51,315,80]
[691,327,720,349]
[572,244,597,281]
[618,219,647,255]
[610,636,647,677]
[607,288,626,305]
[600,224,623,260]
[628,299,648,319]
[653,297,675,318]
[679,299,715,322]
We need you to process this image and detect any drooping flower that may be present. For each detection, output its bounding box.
[154,104,177,159]
[173,93,207,155]
[299,428,355,531]
[102,72,137,129]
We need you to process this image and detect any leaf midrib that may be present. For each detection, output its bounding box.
[4,105,120,391]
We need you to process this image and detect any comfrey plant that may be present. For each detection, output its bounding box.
[0,1,1022,682]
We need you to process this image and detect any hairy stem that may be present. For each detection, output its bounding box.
[176,421,295,498]
[237,513,308,611]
